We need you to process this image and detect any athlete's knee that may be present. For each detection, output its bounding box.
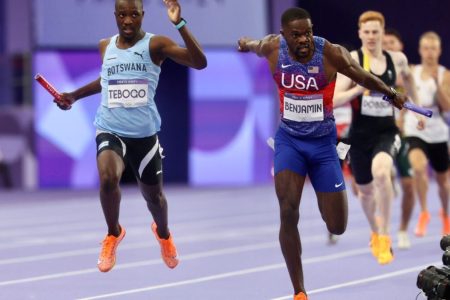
[326,220,347,235]
[279,202,299,227]
[413,167,428,180]
[358,183,375,201]
[409,150,427,170]
[436,172,449,185]
[372,170,390,189]
[372,159,391,186]
[327,225,346,235]
[99,170,120,193]
[436,173,450,193]
[143,188,166,206]
[401,179,414,198]
[151,191,165,205]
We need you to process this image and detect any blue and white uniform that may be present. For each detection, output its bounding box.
[94,33,164,185]
[95,33,161,138]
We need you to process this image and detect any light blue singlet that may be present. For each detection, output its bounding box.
[94,32,161,138]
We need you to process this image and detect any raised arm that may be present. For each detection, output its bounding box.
[435,69,450,112]
[326,42,406,109]
[150,0,207,69]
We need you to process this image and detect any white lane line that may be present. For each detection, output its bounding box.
[0,241,278,286]
[0,226,433,267]
[0,209,276,238]
[77,234,441,300]
[0,224,370,266]
[0,187,276,228]
[76,247,373,300]
[77,265,285,300]
[0,247,100,265]
[0,228,369,287]
[0,211,368,251]
[0,224,277,250]
[0,226,274,263]
[270,261,440,300]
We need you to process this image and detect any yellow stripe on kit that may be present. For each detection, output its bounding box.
[363,51,371,96]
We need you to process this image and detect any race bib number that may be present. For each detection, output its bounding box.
[361,93,393,117]
[283,94,324,122]
[107,79,148,108]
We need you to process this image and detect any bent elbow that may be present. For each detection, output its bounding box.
[198,62,207,70]
[194,55,207,70]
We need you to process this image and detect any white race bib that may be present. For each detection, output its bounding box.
[107,79,148,108]
[361,93,393,117]
[283,94,324,122]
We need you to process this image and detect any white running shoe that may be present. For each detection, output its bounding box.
[397,230,411,249]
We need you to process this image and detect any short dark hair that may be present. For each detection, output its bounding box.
[384,28,403,43]
[115,0,143,10]
[281,8,311,26]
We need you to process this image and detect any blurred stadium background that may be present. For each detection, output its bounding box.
[0,0,448,190]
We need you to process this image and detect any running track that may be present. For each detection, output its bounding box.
[0,181,443,299]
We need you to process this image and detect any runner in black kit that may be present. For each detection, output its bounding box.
[334,11,422,265]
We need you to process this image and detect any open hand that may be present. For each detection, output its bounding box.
[163,0,181,24]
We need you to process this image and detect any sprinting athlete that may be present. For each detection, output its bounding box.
[238,7,406,300]
[334,11,421,265]
[404,31,450,237]
[53,0,206,272]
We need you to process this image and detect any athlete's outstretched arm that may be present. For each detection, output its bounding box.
[53,39,109,110]
[237,34,279,73]
[151,0,207,69]
[237,34,278,57]
[54,78,101,110]
[326,42,406,109]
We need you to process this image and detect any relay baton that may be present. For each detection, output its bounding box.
[34,73,72,109]
[34,73,63,102]
[382,95,433,118]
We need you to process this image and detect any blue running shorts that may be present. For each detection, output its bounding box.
[274,127,346,192]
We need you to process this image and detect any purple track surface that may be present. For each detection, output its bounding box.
[0,181,443,300]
